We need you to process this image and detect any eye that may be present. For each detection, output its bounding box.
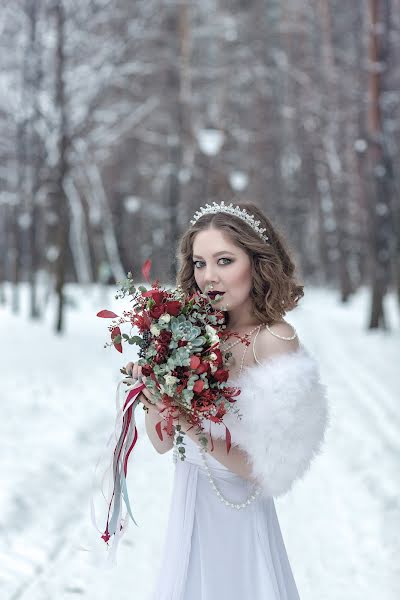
[192,258,232,269]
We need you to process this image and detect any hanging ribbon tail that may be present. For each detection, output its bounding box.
[92,379,145,559]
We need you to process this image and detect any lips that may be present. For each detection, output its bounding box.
[207,291,225,299]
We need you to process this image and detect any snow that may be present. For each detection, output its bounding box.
[229,170,248,192]
[1,284,399,599]
[196,128,225,156]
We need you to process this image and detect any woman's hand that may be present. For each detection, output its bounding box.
[140,376,194,433]
[123,361,192,432]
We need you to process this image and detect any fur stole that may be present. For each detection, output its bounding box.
[212,345,329,498]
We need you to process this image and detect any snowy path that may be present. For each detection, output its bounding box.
[1,285,399,599]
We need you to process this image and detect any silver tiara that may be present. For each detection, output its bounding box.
[190,201,269,243]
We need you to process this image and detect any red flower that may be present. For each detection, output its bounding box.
[149,304,165,319]
[134,312,152,332]
[159,330,172,343]
[141,365,153,376]
[214,368,229,383]
[141,289,166,304]
[212,348,223,366]
[193,379,205,393]
[165,301,181,316]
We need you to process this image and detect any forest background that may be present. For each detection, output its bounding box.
[0,0,399,333]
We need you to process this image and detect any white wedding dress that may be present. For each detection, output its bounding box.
[150,345,301,600]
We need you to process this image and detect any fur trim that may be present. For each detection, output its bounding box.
[211,345,329,498]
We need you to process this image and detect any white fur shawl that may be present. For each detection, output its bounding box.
[211,345,329,499]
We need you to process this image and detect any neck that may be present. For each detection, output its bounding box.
[225,299,262,330]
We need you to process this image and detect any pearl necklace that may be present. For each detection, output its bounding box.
[173,324,263,510]
[265,323,297,340]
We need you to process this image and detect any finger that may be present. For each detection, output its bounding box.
[140,387,157,406]
[124,362,133,375]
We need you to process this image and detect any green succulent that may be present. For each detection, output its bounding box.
[170,315,206,347]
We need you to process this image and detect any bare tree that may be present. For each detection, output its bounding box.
[51,0,70,333]
[367,0,395,329]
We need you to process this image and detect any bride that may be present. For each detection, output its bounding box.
[126,200,329,600]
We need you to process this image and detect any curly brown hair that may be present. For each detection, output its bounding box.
[175,201,304,326]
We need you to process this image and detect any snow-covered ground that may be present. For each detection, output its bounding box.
[1,283,399,599]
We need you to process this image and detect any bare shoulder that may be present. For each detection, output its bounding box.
[254,320,300,362]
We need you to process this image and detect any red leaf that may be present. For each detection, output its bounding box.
[166,414,174,437]
[111,326,123,353]
[97,309,119,318]
[141,259,152,282]
[225,425,232,454]
[155,420,164,441]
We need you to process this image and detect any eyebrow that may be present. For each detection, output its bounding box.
[192,251,235,259]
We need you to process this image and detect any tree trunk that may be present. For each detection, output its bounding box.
[165,2,191,283]
[53,1,70,334]
[26,0,42,319]
[367,0,394,329]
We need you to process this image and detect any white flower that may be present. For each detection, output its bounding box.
[205,324,219,346]
[210,352,217,361]
[150,324,161,336]
[165,374,178,386]
[159,314,171,324]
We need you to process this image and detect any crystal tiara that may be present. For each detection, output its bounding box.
[189,201,269,243]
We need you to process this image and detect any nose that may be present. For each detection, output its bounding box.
[202,266,219,289]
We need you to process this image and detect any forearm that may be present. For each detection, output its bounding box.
[183,424,258,483]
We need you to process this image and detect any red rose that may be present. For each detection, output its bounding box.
[159,330,172,343]
[150,304,165,319]
[152,291,166,305]
[141,365,153,376]
[142,289,166,304]
[165,301,181,316]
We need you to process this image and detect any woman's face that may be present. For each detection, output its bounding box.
[192,227,253,314]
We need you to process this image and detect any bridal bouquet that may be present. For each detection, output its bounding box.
[94,259,246,554]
